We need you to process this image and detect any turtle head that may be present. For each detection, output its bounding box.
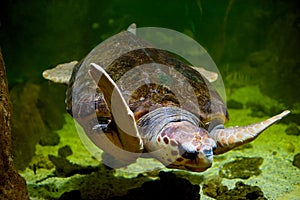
[157,121,217,172]
[138,107,217,172]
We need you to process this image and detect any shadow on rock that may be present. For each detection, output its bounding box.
[203,178,266,200]
[108,171,200,200]
[54,171,200,200]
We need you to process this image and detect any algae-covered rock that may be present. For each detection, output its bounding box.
[285,142,296,153]
[285,123,300,136]
[58,145,73,157]
[10,83,46,170]
[293,153,300,169]
[38,82,66,146]
[39,130,60,146]
[219,157,263,179]
[38,82,66,131]
[48,146,99,177]
[202,177,228,198]
[202,177,266,199]
[286,113,300,125]
[10,81,66,170]
[48,147,99,177]
[28,154,54,173]
[216,181,266,200]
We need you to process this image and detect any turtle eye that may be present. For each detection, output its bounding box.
[181,151,199,160]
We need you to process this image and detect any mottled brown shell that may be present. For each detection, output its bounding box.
[67,30,228,134]
[106,47,228,126]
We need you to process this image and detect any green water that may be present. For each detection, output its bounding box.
[1,0,300,199]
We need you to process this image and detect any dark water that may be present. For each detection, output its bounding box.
[1,0,299,107]
[0,1,300,199]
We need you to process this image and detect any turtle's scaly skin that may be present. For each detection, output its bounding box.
[43,26,290,172]
[210,110,291,154]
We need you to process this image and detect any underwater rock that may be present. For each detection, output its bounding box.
[216,181,266,200]
[10,83,46,170]
[58,145,73,157]
[227,99,243,109]
[292,153,300,169]
[0,50,29,199]
[285,123,300,136]
[38,82,67,146]
[10,81,65,169]
[285,142,296,153]
[202,177,228,198]
[38,82,66,131]
[28,154,54,173]
[219,157,263,179]
[109,171,200,200]
[39,130,60,146]
[48,146,99,177]
[286,113,300,125]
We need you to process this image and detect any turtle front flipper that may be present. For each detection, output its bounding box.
[210,110,290,154]
[88,63,143,166]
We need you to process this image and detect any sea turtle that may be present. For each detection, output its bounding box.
[43,24,290,172]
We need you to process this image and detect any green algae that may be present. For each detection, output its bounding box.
[17,84,300,200]
[1,1,298,199]
[219,157,264,179]
[10,83,45,170]
[10,81,66,170]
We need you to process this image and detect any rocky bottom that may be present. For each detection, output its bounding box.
[16,86,300,200]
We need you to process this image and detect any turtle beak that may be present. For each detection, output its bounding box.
[209,110,290,154]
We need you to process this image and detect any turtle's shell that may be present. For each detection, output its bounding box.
[66,31,228,164]
[43,27,290,171]
[66,31,228,130]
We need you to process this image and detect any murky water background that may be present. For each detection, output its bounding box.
[1,0,299,199]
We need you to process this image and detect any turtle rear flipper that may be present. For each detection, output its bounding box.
[191,66,218,82]
[88,63,143,166]
[210,110,290,154]
[127,23,136,35]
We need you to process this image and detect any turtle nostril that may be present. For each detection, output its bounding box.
[212,145,217,151]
